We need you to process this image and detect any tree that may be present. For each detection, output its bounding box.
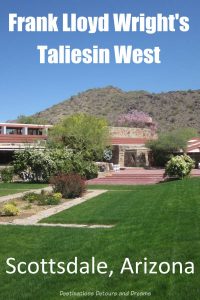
[49,113,110,161]
[17,115,48,125]
[116,109,157,135]
[146,128,198,166]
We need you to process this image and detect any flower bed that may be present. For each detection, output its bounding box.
[0,190,63,222]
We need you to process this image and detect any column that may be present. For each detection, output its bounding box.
[119,146,125,167]
[2,126,6,135]
[22,127,28,135]
[145,151,149,167]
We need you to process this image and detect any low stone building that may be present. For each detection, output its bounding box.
[110,127,157,167]
[0,122,199,168]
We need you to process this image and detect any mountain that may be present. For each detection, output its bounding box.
[33,86,200,132]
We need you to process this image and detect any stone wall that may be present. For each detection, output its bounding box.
[110,127,157,139]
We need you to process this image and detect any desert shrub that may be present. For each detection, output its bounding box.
[37,192,62,205]
[23,192,39,203]
[13,148,98,183]
[13,148,73,183]
[2,203,19,216]
[45,193,62,205]
[13,150,57,182]
[50,174,86,199]
[23,204,32,210]
[164,154,195,179]
[1,167,14,183]
[52,192,62,201]
[23,190,62,206]
[72,157,98,180]
[147,128,198,167]
[36,196,46,206]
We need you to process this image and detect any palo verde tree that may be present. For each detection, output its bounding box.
[146,128,198,167]
[17,115,47,125]
[49,113,110,161]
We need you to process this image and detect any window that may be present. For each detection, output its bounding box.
[28,128,43,135]
[6,127,22,135]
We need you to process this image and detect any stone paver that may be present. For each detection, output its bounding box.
[0,222,114,228]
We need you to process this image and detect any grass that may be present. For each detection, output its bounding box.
[0,183,48,196]
[1,178,200,299]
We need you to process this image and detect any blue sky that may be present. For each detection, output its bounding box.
[0,0,200,121]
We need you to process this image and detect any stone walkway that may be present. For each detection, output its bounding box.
[0,189,113,228]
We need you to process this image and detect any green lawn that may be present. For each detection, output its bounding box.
[1,178,200,299]
[0,183,48,196]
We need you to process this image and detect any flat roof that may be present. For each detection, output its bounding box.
[0,123,52,127]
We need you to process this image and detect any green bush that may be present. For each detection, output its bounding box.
[23,190,62,206]
[23,192,39,203]
[50,174,86,199]
[13,148,98,182]
[72,156,98,179]
[164,154,195,179]
[37,192,62,206]
[1,167,14,183]
[2,203,19,216]
[52,193,62,201]
[147,128,198,167]
[45,193,62,205]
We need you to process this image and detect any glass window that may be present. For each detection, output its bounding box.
[28,128,43,135]
[6,127,22,135]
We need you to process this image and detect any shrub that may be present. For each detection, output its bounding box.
[13,149,57,183]
[50,174,86,199]
[52,192,62,201]
[164,154,195,179]
[72,154,98,179]
[2,203,19,216]
[23,204,32,210]
[23,192,39,203]
[45,193,62,205]
[23,191,61,206]
[78,161,98,180]
[1,167,14,183]
[13,148,98,182]
[36,196,46,206]
[37,192,62,205]
[147,128,198,167]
